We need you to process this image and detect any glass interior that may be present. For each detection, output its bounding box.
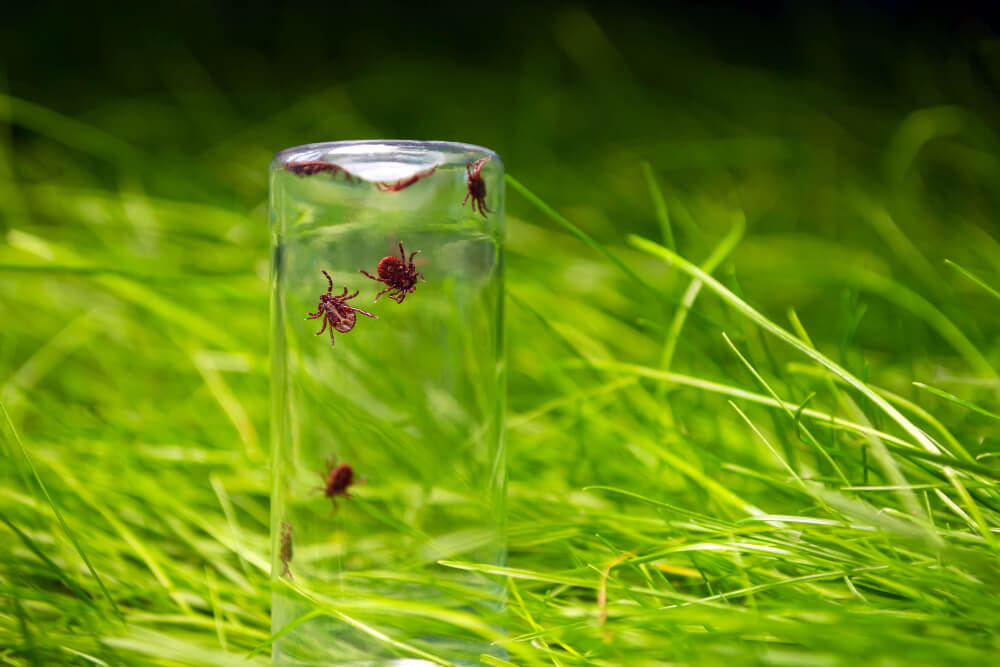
[269,141,506,665]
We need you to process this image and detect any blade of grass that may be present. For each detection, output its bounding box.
[191,350,263,461]
[727,401,803,488]
[661,217,744,373]
[0,513,92,604]
[641,160,675,251]
[582,359,999,478]
[0,399,123,621]
[205,566,228,653]
[509,578,568,667]
[785,309,924,520]
[0,93,139,164]
[945,259,1000,301]
[784,363,973,463]
[209,475,251,579]
[583,361,915,451]
[247,609,324,658]
[43,457,194,616]
[507,174,719,323]
[627,235,944,459]
[657,217,746,428]
[913,382,1000,422]
[942,468,996,548]
[722,332,849,487]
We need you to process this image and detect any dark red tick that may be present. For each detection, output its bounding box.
[463,156,491,218]
[305,270,377,348]
[285,160,358,183]
[279,521,293,579]
[318,456,357,511]
[360,241,426,304]
[376,166,437,192]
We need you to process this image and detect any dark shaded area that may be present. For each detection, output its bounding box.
[4,2,998,117]
[2,2,999,242]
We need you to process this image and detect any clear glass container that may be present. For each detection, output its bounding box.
[268,141,506,665]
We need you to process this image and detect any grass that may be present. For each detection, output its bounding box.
[3,8,1000,665]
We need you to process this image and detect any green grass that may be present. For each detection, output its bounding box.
[4,11,1000,665]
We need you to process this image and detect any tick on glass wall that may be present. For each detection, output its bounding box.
[285,160,358,183]
[318,456,357,512]
[305,270,377,348]
[279,521,294,579]
[360,241,425,304]
[463,156,491,218]
[376,166,437,192]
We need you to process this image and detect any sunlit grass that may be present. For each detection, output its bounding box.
[3,15,1000,665]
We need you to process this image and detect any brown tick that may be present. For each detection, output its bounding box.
[286,160,358,183]
[359,241,425,304]
[376,166,437,192]
[279,521,293,579]
[305,270,377,348]
[463,156,491,218]
[318,456,357,511]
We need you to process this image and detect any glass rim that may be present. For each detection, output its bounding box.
[271,139,501,171]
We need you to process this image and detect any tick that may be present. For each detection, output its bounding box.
[285,160,358,183]
[376,166,437,192]
[463,156,491,218]
[279,521,293,579]
[305,270,377,348]
[318,456,357,511]
[359,241,425,304]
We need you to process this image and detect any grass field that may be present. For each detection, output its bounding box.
[3,7,1000,665]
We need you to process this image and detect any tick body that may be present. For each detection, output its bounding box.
[279,522,294,579]
[305,270,377,348]
[463,156,491,218]
[319,456,357,511]
[285,160,358,183]
[376,166,437,192]
[360,241,426,304]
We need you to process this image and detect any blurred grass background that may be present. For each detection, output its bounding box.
[3,2,1000,664]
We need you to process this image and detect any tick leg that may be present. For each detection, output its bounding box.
[349,305,377,319]
[398,241,406,261]
[321,270,334,294]
[306,310,321,320]
[338,287,348,298]
[329,326,336,348]
[416,272,425,282]
[408,250,420,263]
[344,290,360,300]
[374,286,394,301]
[315,317,328,335]
[462,192,471,206]
[360,269,384,283]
